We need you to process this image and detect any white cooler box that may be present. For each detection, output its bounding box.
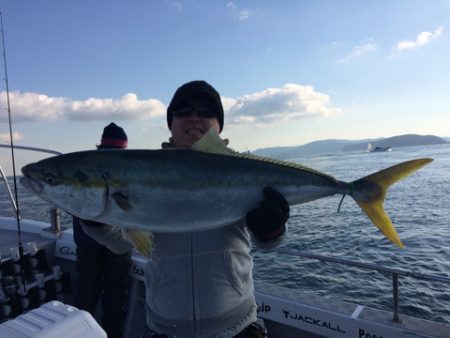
[0,301,106,338]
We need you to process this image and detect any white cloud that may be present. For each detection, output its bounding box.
[396,27,443,51]
[224,84,342,127]
[0,131,23,143]
[0,91,166,122]
[226,2,260,21]
[337,39,377,64]
[1,85,341,129]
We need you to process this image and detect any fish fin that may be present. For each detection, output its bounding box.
[192,129,334,179]
[352,158,433,248]
[127,229,153,257]
[356,200,404,248]
[191,128,238,155]
[112,191,133,211]
[360,158,433,187]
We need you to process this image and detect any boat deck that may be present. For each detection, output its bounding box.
[2,218,450,337]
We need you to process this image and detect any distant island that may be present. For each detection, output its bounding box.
[253,134,448,159]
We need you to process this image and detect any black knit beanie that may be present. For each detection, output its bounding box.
[167,80,224,131]
[98,122,128,149]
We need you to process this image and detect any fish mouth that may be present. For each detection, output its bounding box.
[20,163,44,195]
[20,176,43,195]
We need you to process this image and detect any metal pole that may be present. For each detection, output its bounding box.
[50,208,61,233]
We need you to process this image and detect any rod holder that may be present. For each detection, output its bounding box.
[49,208,61,233]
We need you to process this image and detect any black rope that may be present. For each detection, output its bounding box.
[337,194,346,212]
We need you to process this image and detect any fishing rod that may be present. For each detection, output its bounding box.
[0,11,25,269]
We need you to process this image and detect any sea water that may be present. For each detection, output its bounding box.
[1,143,449,324]
[252,143,450,325]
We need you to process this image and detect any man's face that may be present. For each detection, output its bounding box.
[170,99,221,149]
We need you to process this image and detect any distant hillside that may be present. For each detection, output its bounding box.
[253,139,374,159]
[253,134,447,159]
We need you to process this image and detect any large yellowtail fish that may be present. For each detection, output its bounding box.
[20,130,432,248]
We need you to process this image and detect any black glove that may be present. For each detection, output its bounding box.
[246,187,289,242]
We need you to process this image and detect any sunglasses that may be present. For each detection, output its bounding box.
[172,106,218,119]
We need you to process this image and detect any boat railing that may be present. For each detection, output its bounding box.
[0,144,63,232]
[0,143,62,155]
[275,249,450,323]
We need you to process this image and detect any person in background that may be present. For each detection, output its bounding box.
[73,122,133,338]
[82,81,290,338]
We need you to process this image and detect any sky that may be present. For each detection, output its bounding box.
[0,0,449,174]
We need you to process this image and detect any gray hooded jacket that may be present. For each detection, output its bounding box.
[144,220,257,337]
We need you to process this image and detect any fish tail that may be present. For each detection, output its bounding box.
[350,158,433,248]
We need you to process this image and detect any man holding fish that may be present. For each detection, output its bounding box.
[20,80,432,338]
[88,80,289,338]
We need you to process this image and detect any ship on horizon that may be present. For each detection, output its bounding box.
[368,142,392,152]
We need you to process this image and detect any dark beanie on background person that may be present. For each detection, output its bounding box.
[98,122,128,149]
[167,80,224,131]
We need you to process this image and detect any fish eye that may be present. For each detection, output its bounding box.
[44,175,57,186]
